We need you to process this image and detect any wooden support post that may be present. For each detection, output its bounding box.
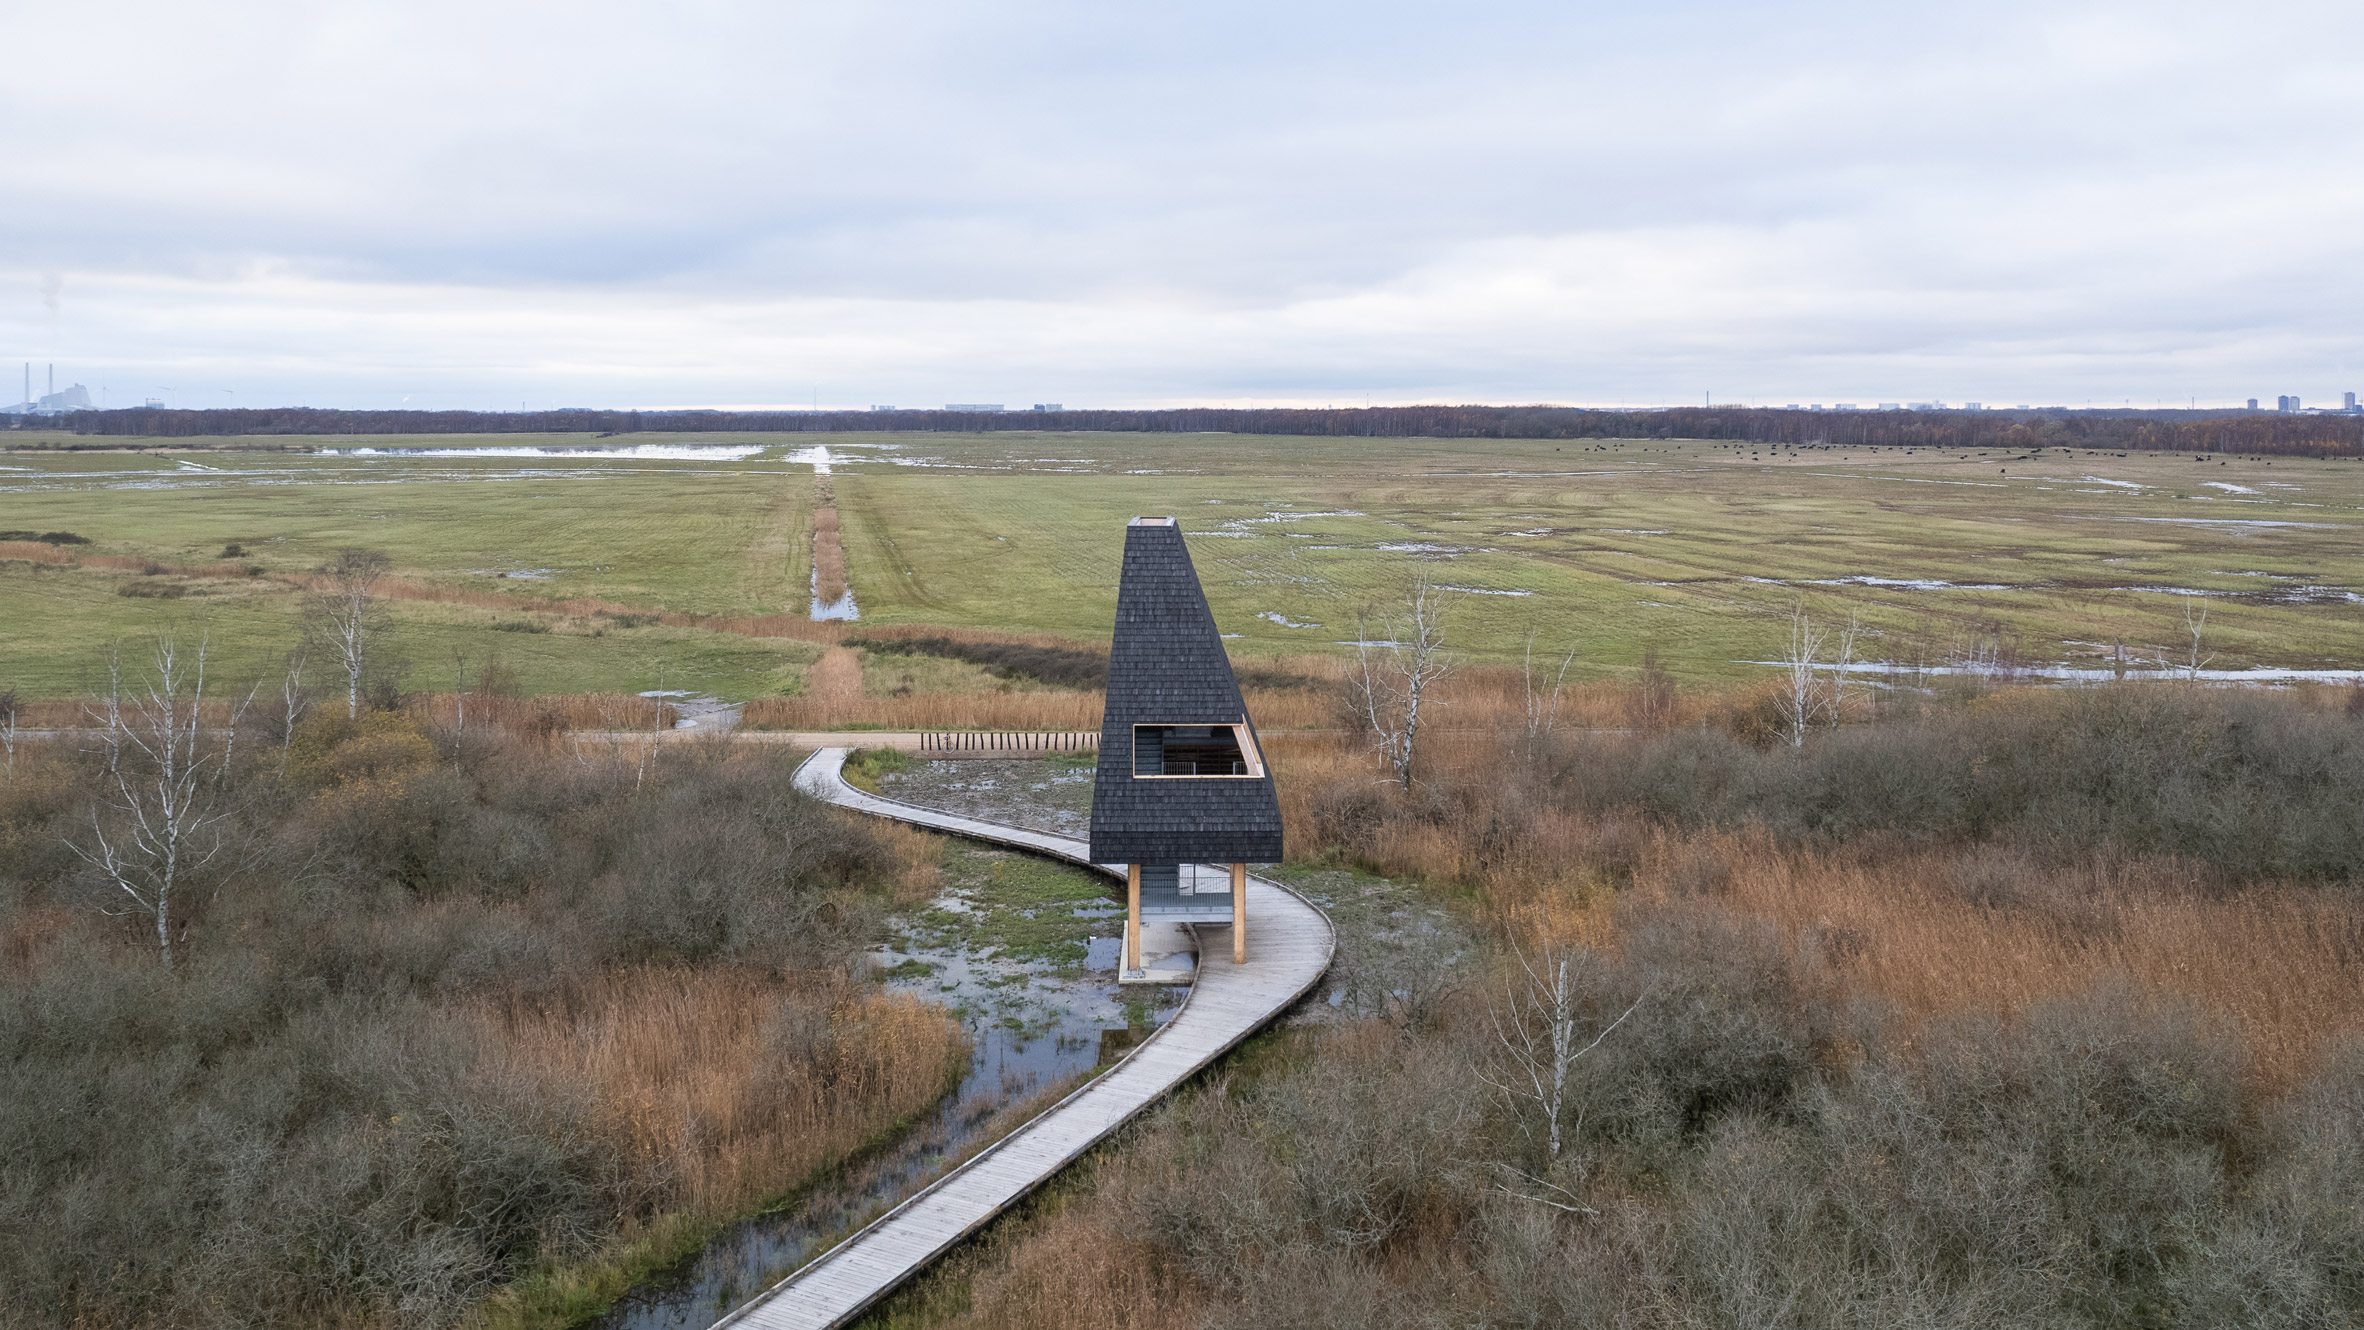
[1230,862,1247,964]
[1126,864,1142,971]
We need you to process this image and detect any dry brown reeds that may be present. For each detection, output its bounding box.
[908,1194,1199,1330]
[487,967,965,1216]
[1277,721,2364,1087]
[810,646,864,713]
[743,688,1105,733]
[407,691,676,734]
[865,817,948,905]
[0,540,77,566]
[737,648,1342,733]
[812,507,847,604]
[1617,830,2364,1090]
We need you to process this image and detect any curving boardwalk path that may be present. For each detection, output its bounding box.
[714,749,1335,1330]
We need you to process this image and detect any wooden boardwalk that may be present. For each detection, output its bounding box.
[713,748,1335,1330]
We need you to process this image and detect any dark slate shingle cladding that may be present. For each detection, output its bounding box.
[1088,519,1285,865]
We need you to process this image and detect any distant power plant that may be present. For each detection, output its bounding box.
[2,363,95,417]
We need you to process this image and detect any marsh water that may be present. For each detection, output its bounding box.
[588,832,1178,1330]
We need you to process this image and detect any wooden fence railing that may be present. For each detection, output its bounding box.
[918,730,1098,754]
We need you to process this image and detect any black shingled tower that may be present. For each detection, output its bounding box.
[1090,518,1283,868]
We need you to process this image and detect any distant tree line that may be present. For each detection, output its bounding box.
[23,403,2364,457]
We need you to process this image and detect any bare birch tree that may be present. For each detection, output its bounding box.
[1521,627,1576,753]
[1479,942,1644,1167]
[1828,609,1864,726]
[2167,601,2214,682]
[635,665,668,791]
[310,547,390,719]
[1350,576,1454,788]
[68,634,235,968]
[451,647,469,735]
[277,651,310,777]
[214,680,260,787]
[1778,605,1829,748]
[88,644,125,774]
[0,688,17,779]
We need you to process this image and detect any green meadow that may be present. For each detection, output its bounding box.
[2,430,2359,698]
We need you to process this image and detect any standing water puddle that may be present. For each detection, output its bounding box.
[588,846,1179,1329]
[809,560,859,620]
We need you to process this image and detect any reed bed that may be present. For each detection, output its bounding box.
[405,691,677,733]
[732,656,1657,734]
[0,540,79,566]
[744,688,1106,732]
[1276,696,2364,1085]
[487,968,966,1217]
[1,540,255,579]
[4,696,251,730]
[884,1188,1201,1330]
[812,507,847,604]
[1638,831,2364,1089]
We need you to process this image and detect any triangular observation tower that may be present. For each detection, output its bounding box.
[1089,517,1284,976]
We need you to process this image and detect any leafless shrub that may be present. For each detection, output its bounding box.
[1480,940,1643,1167]
[1628,643,1677,732]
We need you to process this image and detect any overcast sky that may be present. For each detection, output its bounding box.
[4,0,2360,411]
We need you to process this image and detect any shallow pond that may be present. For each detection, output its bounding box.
[587,842,1179,1330]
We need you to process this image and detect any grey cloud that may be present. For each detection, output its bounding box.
[2,0,2360,407]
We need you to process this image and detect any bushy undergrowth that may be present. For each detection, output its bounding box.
[0,716,959,1329]
[1554,686,2364,879]
[1296,684,2364,883]
[902,907,2364,1330]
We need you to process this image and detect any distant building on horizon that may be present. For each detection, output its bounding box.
[944,403,1004,412]
[1031,403,1063,412]
[3,372,92,417]
[2278,395,2300,413]
[2248,398,2260,410]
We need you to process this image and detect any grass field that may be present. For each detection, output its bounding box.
[3,430,2359,698]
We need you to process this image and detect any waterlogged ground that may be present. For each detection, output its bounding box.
[872,754,1097,838]
[1266,861,1477,1023]
[588,802,1177,1330]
